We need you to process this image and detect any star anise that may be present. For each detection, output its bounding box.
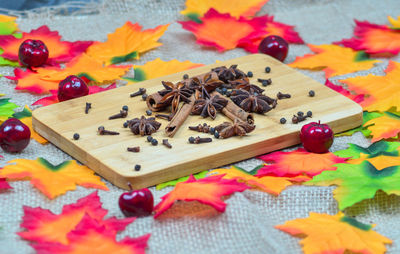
[192,93,228,119]
[215,118,255,138]
[158,81,193,114]
[127,116,161,136]
[230,89,277,114]
[211,65,247,83]
[229,77,264,93]
[189,72,224,92]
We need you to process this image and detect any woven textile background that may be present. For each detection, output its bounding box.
[1,0,400,253]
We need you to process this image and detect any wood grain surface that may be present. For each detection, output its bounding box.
[32,54,363,190]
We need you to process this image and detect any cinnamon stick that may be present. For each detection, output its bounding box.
[165,94,195,137]
[146,92,167,112]
[211,91,254,124]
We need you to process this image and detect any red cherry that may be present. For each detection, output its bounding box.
[0,118,31,153]
[119,184,154,217]
[258,35,289,62]
[18,39,49,67]
[57,75,89,102]
[300,121,333,153]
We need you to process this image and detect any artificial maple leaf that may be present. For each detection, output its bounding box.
[5,68,59,94]
[154,174,249,218]
[0,14,18,35]
[0,158,108,199]
[87,22,169,65]
[32,84,116,107]
[124,58,203,83]
[289,44,380,78]
[179,8,267,52]
[325,79,364,103]
[336,20,400,56]
[335,111,381,137]
[31,214,150,254]
[156,171,208,190]
[37,54,131,84]
[181,0,269,21]
[19,192,134,245]
[276,212,392,254]
[12,106,48,144]
[340,61,400,112]
[0,178,11,190]
[0,97,18,122]
[306,161,400,209]
[256,148,347,177]
[388,16,400,29]
[240,16,304,53]
[0,25,92,64]
[364,111,400,142]
[208,166,295,195]
[334,141,400,170]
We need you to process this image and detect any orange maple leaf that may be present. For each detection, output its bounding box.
[0,25,92,64]
[340,61,400,112]
[31,214,150,254]
[125,58,203,83]
[37,53,131,84]
[388,16,400,29]
[5,68,59,94]
[324,79,364,104]
[181,0,269,20]
[208,166,297,195]
[276,212,392,254]
[256,148,348,177]
[0,158,108,199]
[289,44,380,78]
[336,20,400,56]
[179,8,268,51]
[19,192,134,245]
[363,112,400,142]
[87,22,169,65]
[153,175,249,218]
[0,178,11,190]
[12,106,48,144]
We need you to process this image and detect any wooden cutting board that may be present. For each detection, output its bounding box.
[32,54,362,190]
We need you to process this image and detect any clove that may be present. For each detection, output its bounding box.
[130,88,146,97]
[188,136,213,144]
[162,139,172,148]
[257,78,272,86]
[292,114,307,124]
[109,110,128,120]
[127,146,140,152]
[277,92,291,99]
[155,113,174,121]
[85,102,92,114]
[98,126,120,135]
[188,123,211,133]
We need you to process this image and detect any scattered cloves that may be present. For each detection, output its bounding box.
[142,94,148,101]
[188,136,213,144]
[277,92,291,99]
[130,88,146,97]
[162,139,172,148]
[127,146,140,152]
[151,139,158,146]
[98,126,120,135]
[146,109,152,116]
[188,123,211,133]
[109,110,128,120]
[257,78,272,87]
[155,113,173,121]
[292,114,307,124]
[85,102,91,114]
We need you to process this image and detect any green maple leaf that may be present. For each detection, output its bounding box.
[156,171,208,190]
[0,98,18,121]
[335,111,382,137]
[334,141,400,159]
[305,161,400,210]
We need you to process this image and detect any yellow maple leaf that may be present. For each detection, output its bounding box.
[289,44,380,78]
[340,61,400,112]
[125,58,203,83]
[208,166,294,195]
[86,21,169,65]
[37,54,130,83]
[348,154,400,170]
[181,0,268,19]
[388,16,400,29]
[363,112,400,142]
[276,212,392,254]
[0,158,108,199]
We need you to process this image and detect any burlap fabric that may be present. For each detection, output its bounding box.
[1,0,400,253]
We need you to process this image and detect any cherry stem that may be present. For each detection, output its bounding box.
[318,120,321,124]
[127,182,133,191]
